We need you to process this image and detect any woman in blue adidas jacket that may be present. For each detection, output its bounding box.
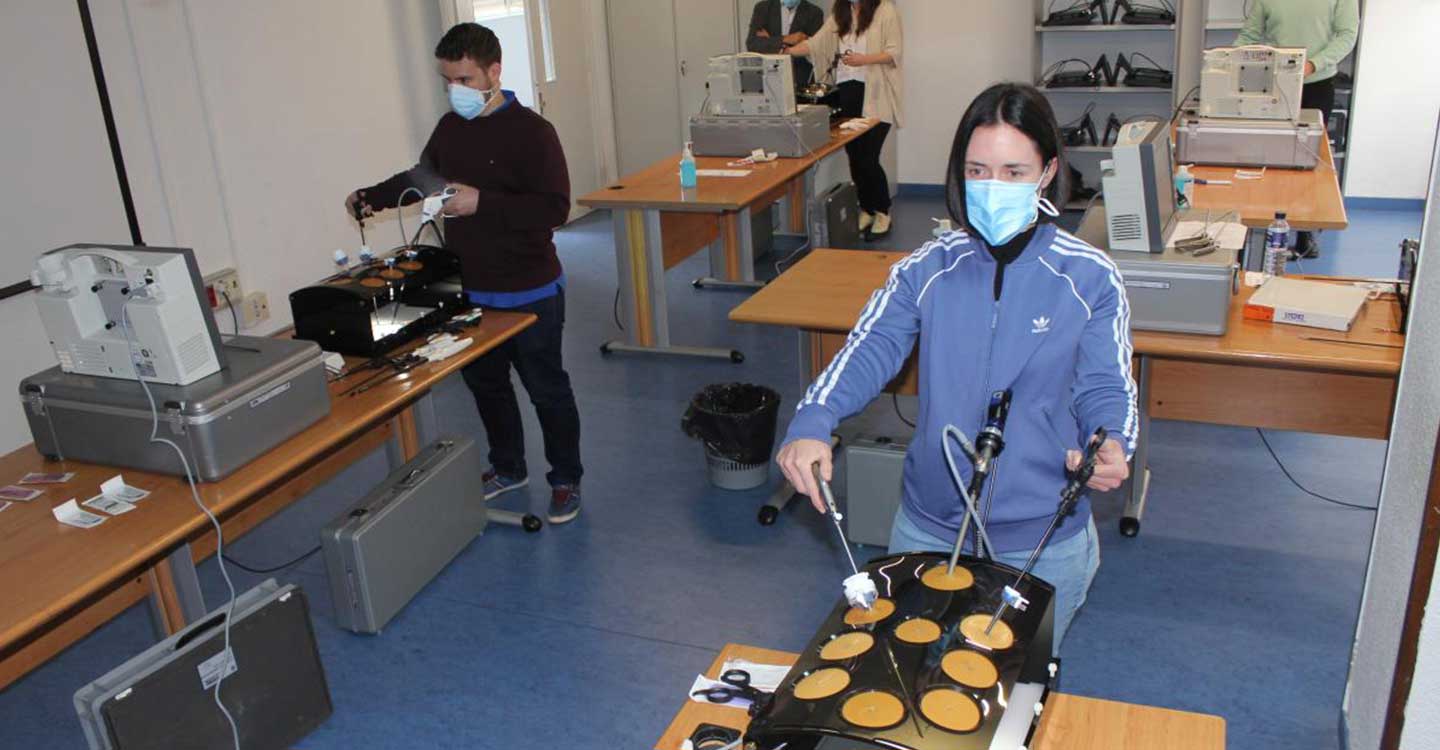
[777,83,1137,649]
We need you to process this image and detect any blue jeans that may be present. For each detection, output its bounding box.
[888,507,1101,655]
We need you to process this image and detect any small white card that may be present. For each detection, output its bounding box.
[0,485,44,502]
[101,475,150,503]
[20,471,75,485]
[53,499,107,528]
[84,494,137,516]
[695,169,752,178]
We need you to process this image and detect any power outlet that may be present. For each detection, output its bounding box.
[203,269,243,310]
[241,291,270,328]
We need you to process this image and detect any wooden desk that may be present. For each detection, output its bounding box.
[1190,128,1348,231]
[0,311,535,690]
[577,121,872,362]
[656,643,1226,750]
[730,249,1401,532]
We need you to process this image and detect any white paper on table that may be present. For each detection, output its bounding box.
[696,169,752,178]
[720,659,790,692]
[53,499,107,528]
[84,494,137,516]
[1244,271,1267,287]
[687,675,755,708]
[1167,220,1248,250]
[101,475,151,503]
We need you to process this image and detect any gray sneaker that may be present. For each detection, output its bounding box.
[483,470,528,501]
[548,485,581,524]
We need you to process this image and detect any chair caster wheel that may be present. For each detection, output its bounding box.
[522,514,544,533]
[730,351,745,364]
[599,343,612,356]
[692,279,703,289]
[1120,517,1140,537]
[758,506,779,525]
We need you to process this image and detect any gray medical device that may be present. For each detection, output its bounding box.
[1200,46,1307,121]
[322,437,491,634]
[32,244,225,386]
[705,53,796,117]
[690,104,831,158]
[74,580,332,750]
[20,335,330,481]
[1176,109,1326,170]
[843,435,907,547]
[1080,205,1239,336]
[1100,121,1177,254]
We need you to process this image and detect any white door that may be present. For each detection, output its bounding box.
[673,1,741,140]
[525,0,602,217]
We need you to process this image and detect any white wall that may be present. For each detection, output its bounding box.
[1403,569,1440,747]
[893,2,1034,185]
[0,1,135,455]
[1345,128,1440,750]
[489,14,536,108]
[90,0,446,343]
[1344,0,1440,200]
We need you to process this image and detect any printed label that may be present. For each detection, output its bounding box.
[198,648,238,690]
[1124,280,1171,290]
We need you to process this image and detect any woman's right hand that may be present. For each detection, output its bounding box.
[777,438,833,514]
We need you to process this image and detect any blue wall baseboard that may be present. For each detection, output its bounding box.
[897,183,945,199]
[1345,197,1426,212]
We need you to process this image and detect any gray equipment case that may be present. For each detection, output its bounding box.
[843,435,907,547]
[322,437,488,634]
[1175,109,1326,170]
[1081,206,1239,335]
[690,104,831,158]
[74,580,332,750]
[20,335,329,482]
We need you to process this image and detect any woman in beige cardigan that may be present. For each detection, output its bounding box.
[786,0,903,240]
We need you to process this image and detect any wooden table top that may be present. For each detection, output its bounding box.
[1189,127,1348,231]
[655,643,1225,750]
[577,120,872,212]
[0,310,535,654]
[729,249,1403,376]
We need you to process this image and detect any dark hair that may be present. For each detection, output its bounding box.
[833,0,881,37]
[434,23,502,68]
[944,83,1068,235]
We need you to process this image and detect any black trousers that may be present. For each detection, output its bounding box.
[834,81,892,214]
[460,288,583,487]
[1300,76,1336,121]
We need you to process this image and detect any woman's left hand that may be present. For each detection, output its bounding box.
[1066,438,1129,492]
[841,51,869,67]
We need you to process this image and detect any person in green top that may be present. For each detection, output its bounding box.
[1236,0,1359,257]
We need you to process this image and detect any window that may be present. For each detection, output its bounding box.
[536,0,557,83]
[472,0,524,22]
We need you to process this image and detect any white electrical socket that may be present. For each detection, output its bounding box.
[203,269,243,310]
[241,291,270,328]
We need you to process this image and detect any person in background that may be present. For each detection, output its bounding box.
[786,0,903,241]
[1236,0,1360,259]
[776,83,1135,653]
[746,0,826,90]
[345,23,585,525]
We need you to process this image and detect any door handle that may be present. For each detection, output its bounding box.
[681,59,687,77]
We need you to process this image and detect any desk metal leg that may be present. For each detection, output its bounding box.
[602,208,743,362]
[1121,356,1153,537]
[147,543,206,638]
[804,168,828,250]
[411,392,439,447]
[759,332,822,525]
[696,209,766,291]
[1242,227,1263,272]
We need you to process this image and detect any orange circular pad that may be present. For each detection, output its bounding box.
[820,631,874,661]
[843,598,895,626]
[941,649,999,689]
[960,615,1014,651]
[840,690,906,729]
[920,688,982,732]
[894,618,942,645]
[793,668,851,701]
[921,565,974,591]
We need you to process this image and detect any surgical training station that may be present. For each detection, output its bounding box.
[5,1,1440,749]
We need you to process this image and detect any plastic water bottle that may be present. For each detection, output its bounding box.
[1263,211,1291,278]
[679,141,698,189]
[1174,164,1195,209]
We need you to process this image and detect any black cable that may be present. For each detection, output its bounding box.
[221,545,323,574]
[1128,52,1170,72]
[1255,428,1378,511]
[892,393,915,428]
[219,289,239,334]
[1171,85,1201,123]
[613,288,625,331]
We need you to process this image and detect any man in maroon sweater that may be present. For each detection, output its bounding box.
[346,23,583,524]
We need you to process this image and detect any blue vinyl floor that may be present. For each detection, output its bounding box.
[0,198,1422,749]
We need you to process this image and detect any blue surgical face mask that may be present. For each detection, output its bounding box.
[964,179,1059,246]
[448,83,493,120]
[782,0,801,8]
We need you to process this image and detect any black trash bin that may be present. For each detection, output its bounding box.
[681,383,782,490]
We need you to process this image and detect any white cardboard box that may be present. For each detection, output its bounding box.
[1243,277,1369,332]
